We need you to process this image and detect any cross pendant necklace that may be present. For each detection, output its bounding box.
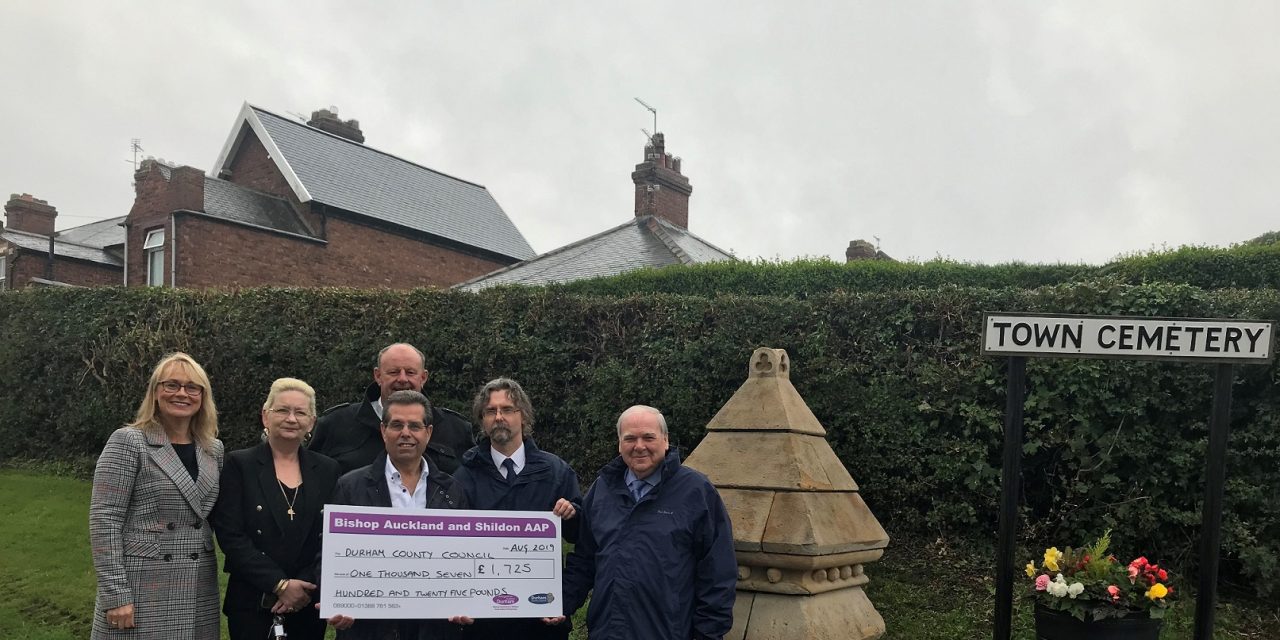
[278,480,301,521]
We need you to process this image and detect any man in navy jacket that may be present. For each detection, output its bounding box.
[559,405,736,640]
[452,377,581,640]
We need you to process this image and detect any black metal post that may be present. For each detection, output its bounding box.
[1193,363,1234,640]
[993,356,1026,640]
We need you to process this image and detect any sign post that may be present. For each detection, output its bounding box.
[981,313,1274,640]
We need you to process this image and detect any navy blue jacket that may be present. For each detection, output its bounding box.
[452,438,582,544]
[563,449,736,640]
[453,438,580,639]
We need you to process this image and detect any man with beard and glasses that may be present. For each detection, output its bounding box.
[451,378,580,640]
[310,343,473,475]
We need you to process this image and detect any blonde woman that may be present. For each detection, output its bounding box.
[213,378,340,640]
[89,352,224,638]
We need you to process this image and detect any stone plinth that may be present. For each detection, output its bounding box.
[686,348,889,640]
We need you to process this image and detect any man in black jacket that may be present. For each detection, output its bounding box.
[324,390,471,639]
[310,343,473,475]
[451,378,581,640]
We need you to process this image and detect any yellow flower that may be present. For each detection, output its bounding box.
[1025,562,1037,577]
[1147,583,1168,600]
[1043,548,1063,573]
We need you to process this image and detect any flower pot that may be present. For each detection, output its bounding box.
[1034,604,1163,640]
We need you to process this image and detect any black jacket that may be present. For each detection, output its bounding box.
[328,453,469,640]
[212,442,341,614]
[310,383,475,476]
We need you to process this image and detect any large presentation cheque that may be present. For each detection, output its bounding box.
[319,505,562,619]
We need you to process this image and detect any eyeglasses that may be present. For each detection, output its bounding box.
[385,421,429,433]
[482,407,521,418]
[267,408,313,420]
[158,380,204,396]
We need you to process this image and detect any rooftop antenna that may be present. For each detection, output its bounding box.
[286,110,309,122]
[641,127,653,144]
[634,97,658,134]
[873,235,881,251]
[126,138,144,170]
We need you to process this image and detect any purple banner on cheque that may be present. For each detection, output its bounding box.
[329,512,556,538]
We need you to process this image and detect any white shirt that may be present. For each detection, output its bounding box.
[489,444,526,479]
[385,456,429,508]
[371,398,384,420]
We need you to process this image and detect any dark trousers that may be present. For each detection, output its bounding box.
[226,607,327,640]
[468,617,571,640]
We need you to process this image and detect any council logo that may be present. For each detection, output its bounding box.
[528,593,555,605]
[493,594,520,605]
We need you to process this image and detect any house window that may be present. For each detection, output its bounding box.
[0,255,7,290]
[143,229,165,287]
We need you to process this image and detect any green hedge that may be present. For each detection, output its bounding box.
[1,282,1277,596]
[548,243,1280,297]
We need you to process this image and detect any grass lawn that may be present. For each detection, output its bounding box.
[2,468,1273,639]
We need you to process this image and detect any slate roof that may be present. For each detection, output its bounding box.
[201,178,317,238]
[216,104,534,261]
[456,215,734,290]
[55,216,126,248]
[2,228,123,266]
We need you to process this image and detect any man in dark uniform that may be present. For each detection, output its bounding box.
[309,343,473,475]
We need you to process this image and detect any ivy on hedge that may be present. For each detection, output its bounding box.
[0,280,1277,596]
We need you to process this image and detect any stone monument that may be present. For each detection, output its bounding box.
[685,348,889,640]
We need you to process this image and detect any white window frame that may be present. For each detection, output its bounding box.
[143,229,165,287]
[0,254,7,290]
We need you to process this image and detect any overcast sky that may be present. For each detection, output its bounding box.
[3,1,1276,264]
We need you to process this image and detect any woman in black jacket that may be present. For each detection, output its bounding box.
[213,378,340,640]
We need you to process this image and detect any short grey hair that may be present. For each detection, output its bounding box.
[381,389,433,425]
[616,405,668,437]
[376,343,426,368]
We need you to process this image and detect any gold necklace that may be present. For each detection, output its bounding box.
[277,480,301,521]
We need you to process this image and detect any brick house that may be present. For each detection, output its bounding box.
[123,103,535,288]
[0,194,123,289]
[457,132,733,290]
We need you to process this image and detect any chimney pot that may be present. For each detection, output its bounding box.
[631,132,692,229]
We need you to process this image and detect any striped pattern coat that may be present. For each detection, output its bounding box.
[89,426,224,639]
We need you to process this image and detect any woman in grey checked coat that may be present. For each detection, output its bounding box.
[89,352,224,639]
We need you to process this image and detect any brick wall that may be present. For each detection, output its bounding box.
[173,214,507,289]
[5,251,120,288]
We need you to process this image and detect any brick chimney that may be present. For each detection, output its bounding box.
[307,107,365,143]
[129,159,206,219]
[846,239,893,262]
[4,194,57,236]
[632,133,693,229]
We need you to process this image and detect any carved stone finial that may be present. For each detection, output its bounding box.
[750,347,790,379]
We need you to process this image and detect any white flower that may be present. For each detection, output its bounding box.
[1046,574,1069,598]
[1067,582,1084,598]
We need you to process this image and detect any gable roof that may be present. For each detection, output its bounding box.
[55,216,126,248]
[2,228,123,267]
[200,178,318,239]
[212,103,535,261]
[456,215,734,290]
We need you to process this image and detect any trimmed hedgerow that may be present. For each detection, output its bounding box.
[0,281,1277,596]
[546,242,1280,297]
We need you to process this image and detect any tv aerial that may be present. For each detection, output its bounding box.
[634,97,658,134]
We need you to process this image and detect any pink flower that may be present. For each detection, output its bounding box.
[1035,574,1050,591]
[1127,565,1139,583]
[1107,585,1121,602]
